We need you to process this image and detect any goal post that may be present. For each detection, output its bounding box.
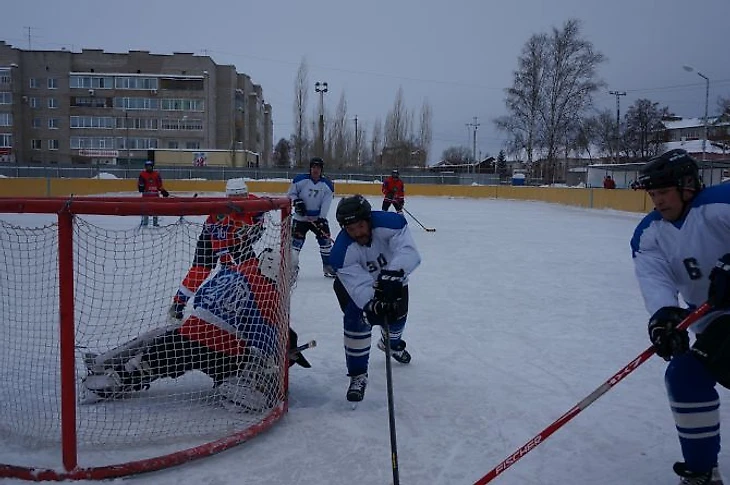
[0,195,293,481]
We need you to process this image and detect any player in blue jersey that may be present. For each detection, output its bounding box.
[631,149,730,484]
[287,157,336,278]
[329,195,421,402]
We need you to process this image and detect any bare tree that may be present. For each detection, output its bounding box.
[441,146,473,164]
[585,109,617,158]
[416,100,433,166]
[540,19,605,182]
[622,98,668,159]
[384,86,410,147]
[329,91,351,168]
[370,117,383,166]
[292,58,309,168]
[494,32,547,166]
[719,96,730,115]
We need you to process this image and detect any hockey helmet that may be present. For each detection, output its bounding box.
[144,160,154,168]
[225,178,249,197]
[310,157,324,170]
[634,149,702,191]
[258,248,281,283]
[392,169,399,176]
[336,195,372,227]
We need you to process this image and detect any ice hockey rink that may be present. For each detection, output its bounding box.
[3,193,728,485]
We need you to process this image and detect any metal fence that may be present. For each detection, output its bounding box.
[0,165,502,186]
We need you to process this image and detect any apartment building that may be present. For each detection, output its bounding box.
[0,41,272,167]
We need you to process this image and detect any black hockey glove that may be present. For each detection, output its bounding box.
[364,299,398,320]
[708,253,730,309]
[375,269,405,303]
[293,199,306,216]
[648,306,691,361]
[160,189,170,198]
[312,218,330,239]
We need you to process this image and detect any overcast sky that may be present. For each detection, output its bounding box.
[3,0,729,163]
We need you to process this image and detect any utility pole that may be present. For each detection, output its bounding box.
[608,91,626,163]
[315,81,328,159]
[466,117,480,173]
[353,114,360,166]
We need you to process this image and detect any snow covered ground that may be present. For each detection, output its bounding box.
[2,194,728,484]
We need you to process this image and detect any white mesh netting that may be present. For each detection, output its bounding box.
[0,203,291,467]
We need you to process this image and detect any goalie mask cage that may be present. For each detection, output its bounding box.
[0,195,292,481]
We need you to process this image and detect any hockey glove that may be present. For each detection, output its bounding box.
[708,253,730,309]
[293,199,306,216]
[648,306,691,361]
[312,218,330,239]
[160,189,170,198]
[364,299,398,320]
[375,269,405,304]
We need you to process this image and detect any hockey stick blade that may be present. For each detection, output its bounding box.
[288,339,316,358]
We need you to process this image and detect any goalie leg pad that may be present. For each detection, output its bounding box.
[692,314,730,389]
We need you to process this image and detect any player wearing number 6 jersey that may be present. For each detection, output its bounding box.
[631,149,730,484]
[329,195,421,402]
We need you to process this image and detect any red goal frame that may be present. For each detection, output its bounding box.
[0,195,292,481]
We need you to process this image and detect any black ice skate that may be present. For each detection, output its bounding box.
[346,373,368,402]
[673,462,724,485]
[377,338,411,364]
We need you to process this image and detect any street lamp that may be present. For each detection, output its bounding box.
[683,65,710,169]
[314,81,328,158]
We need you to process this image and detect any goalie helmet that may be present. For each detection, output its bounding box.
[634,149,702,191]
[225,178,249,197]
[310,157,324,170]
[258,248,281,283]
[336,195,372,226]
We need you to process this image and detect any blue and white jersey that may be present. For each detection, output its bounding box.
[287,174,335,222]
[330,211,421,309]
[631,183,730,329]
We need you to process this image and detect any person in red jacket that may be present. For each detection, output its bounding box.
[138,160,169,226]
[168,178,265,320]
[381,169,405,214]
[603,174,617,189]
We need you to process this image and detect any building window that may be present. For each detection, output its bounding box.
[185,141,200,150]
[0,133,11,147]
[69,75,114,89]
[47,78,59,89]
[0,74,10,84]
[48,98,58,109]
[0,92,11,104]
[49,139,60,150]
[0,113,12,126]
[31,117,41,128]
[167,140,179,149]
[29,78,39,89]
[48,118,59,129]
[29,97,39,108]
[31,139,42,150]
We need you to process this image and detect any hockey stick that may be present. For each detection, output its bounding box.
[472,302,712,485]
[402,207,436,232]
[382,315,401,485]
[288,339,316,359]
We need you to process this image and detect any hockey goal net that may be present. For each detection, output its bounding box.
[0,194,293,481]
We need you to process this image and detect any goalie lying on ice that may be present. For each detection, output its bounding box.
[81,247,310,412]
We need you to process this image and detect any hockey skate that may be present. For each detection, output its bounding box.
[323,264,336,278]
[673,462,724,485]
[346,373,368,402]
[80,366,149,403]
[377,338,411,364]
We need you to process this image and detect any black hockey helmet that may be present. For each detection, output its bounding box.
[336,195,372,226]
[634,149,702,191]
[392,168,399,176]
[310,157,324,169]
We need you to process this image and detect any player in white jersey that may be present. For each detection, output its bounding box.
[631,149,730,485]
[329,195,421,402]
[287,157,336,278]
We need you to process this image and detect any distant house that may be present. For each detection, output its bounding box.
[428,156,496,173]
[662,114,730,160]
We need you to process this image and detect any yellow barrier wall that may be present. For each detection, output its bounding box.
[0,178,654,214]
